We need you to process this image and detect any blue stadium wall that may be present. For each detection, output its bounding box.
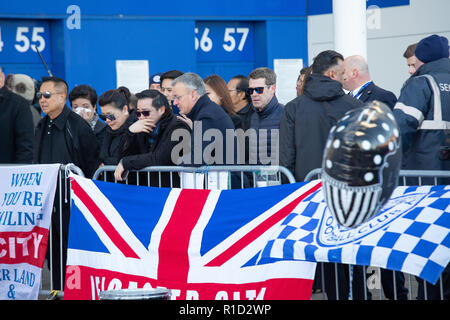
[0,0,408,97]
[0,0,309,97]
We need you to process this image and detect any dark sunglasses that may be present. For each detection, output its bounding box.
[99,113,116,121]
[246,86,269,95]
[135,110,151,117]
[36,91,53,99]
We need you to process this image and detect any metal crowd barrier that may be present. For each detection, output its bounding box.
[304,168,450,300]
[93,165,296,188]
[39,164,295,300]
[39,164,84,300]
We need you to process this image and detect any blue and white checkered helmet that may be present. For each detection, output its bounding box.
[322,101,402,228]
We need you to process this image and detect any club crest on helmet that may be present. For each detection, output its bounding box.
[321,101,402,228]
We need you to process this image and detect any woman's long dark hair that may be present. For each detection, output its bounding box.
[98,86,130,110]
[204,74,236,115]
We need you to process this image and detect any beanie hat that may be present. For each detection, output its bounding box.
[11,74,35,103]
[415,34,449,63]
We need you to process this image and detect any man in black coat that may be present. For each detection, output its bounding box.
[172,72,235,167]
[340,55,397,109]
[0,82,34,164]
[248,67,284,166]
[172,72,247,188]
[340,55,409,300]
[34,77,100,178]
[280,50,363,183]
[34,76,100,290]
[280,50,365,300]
[113,89,191,187]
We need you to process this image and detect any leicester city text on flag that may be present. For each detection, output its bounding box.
[263,182,450,285]
[64,174,318,300]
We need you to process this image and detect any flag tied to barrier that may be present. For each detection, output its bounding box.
[64,175,318,300]
[0,164,60,300]
[263,182,450,285]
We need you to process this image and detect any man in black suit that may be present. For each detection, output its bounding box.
[338,55,408,300]
[340,55,397,109]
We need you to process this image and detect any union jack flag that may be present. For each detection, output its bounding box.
[63,174,319,300]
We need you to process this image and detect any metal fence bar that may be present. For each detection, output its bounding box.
[38,163,85,300]
[304,167,450,301]
[92,165,297,187]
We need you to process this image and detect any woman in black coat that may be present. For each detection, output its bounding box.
[95,87,142,182]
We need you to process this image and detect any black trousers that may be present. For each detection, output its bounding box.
[322,263,408,300]
[416,264,450,300]
[45,177,71,291]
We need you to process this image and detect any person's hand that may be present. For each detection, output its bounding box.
[177,114,193,129]
[129,119,156,133]
[75,107,93,122]
[114,161,125,181]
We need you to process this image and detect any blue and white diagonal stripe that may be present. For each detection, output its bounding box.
[263,184,450,284]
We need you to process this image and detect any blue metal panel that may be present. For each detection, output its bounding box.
[0,19,52,63]
[64,18,196,97]
[0,0,307,18]
[0,1,311,100]
[265,19,308,69]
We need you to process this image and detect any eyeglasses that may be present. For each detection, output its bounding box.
[246,86,270,95]
[135,110,151,117]
[172,94,187,101]
[36,91,53,99]
[99,113,116,121]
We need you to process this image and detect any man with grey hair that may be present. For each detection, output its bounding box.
[172,72,237,167]
[247,67,284,166]
[340,55,397,109]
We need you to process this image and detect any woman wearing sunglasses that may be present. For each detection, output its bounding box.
[97,87,139,168]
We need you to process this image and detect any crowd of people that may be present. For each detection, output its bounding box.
[0,33,449,299]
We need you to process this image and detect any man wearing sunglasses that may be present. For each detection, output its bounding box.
[247,67,284,166]
[114,89,191,186]
[34,77,100,178]
[33,76,100,291]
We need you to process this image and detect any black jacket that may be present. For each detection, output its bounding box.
[358,81,397,110]
[0,87,34,163]
[93,117,107,147]
[120,112,191,187]
[34,105,100,177]
[236,102,254,131]
[249,96,284,165]
[185,94,235,166]
[280,73,363,182]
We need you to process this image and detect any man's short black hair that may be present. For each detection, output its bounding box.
[68,84,98,107]
[135,89,170,112]
[41,76,69,95]
[231,75,251,103]
[160,70,184,84]
[312,50,344,75]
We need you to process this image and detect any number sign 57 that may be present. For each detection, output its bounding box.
[195,27,249,53]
